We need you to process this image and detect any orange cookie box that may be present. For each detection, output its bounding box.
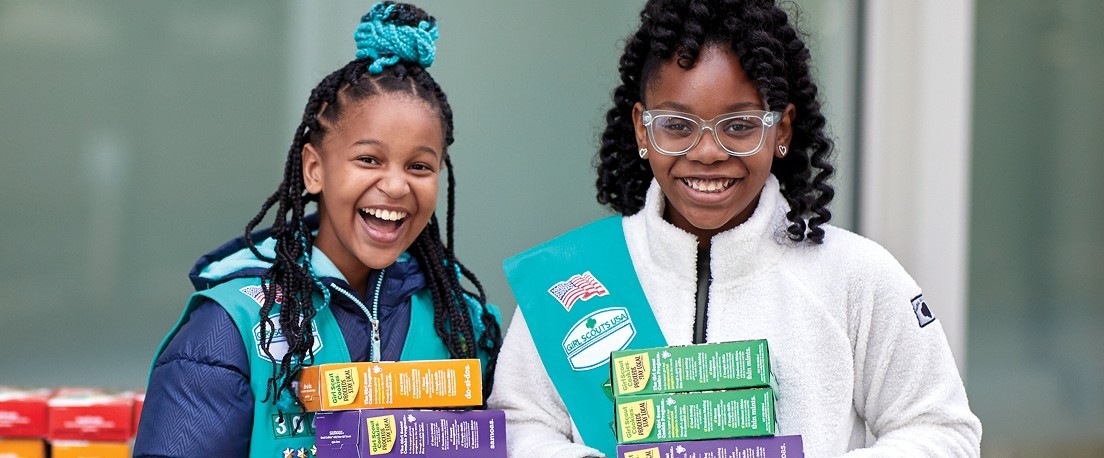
[298,359,482,412]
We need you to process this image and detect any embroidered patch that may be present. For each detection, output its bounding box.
[548,271,609,312]
[253,313,323,362]
[240,284,284,307]
[911,294,936,328]
[561,307,636,371]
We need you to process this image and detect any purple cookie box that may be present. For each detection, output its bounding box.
[616,435,804,458]
[315,409,506,458]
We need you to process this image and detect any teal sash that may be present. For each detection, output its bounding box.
[503,216,667,457]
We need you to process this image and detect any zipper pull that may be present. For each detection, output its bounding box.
[371,318,381,362]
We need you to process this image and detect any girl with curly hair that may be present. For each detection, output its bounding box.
[490,0,980,456]
[134,3,501,456]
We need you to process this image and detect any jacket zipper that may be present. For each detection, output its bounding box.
[328,268,386,362]
[693,248,711,344]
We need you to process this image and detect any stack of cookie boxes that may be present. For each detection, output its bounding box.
[0,387,144,458]
[0,387,51,458]
[610,339,804,457]
[299,359,506,458]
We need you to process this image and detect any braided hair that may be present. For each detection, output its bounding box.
[243,1,501,412]
[596,0,835,243]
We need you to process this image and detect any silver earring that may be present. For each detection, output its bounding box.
[778,145,788,157]
[639,147,648,159]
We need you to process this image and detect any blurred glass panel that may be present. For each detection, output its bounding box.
[969,1,1104,454]
[794,0,861,231]
[0,0,291,386]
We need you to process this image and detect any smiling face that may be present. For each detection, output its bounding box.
[633,45,793,247]
[302,93,444,291]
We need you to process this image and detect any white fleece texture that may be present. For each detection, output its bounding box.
[488,176,982,457]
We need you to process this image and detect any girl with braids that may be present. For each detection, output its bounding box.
[134,3,501,456]
[490,0,980,456]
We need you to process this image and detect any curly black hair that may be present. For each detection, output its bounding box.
[243,1,501,412]
[596,0,834,243]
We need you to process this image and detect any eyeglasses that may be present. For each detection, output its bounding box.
[641,109,782,156]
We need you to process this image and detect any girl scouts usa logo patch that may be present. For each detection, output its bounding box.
[561,307,635,371]
[547,271,609,311]
[912,294,936,328]
[252,314,323,362]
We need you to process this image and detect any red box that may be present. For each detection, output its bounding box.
[46,389,134,442]
[0,387,52,438]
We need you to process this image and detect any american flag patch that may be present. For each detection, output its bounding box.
[547,271,609,311]
[239,284,284,307]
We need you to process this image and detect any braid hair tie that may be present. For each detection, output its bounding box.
[354,2,439,74]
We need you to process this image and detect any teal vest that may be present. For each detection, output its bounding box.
[155,277,463,457]
[503,216,668,457]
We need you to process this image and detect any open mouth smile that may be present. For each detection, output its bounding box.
[359,206,410,243]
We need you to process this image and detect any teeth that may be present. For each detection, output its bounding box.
[682,178,735,192]
[361,208,408,221]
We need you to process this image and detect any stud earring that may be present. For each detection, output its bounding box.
[639,147,648,159]
[778,145,788,157]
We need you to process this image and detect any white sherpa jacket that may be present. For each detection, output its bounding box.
[488,175,982,457]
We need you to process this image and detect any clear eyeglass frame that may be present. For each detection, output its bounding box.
[641,109,782,156]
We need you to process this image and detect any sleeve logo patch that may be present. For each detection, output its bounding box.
[911,294,936,328]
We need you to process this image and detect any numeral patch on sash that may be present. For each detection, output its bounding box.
[272,413,315,438]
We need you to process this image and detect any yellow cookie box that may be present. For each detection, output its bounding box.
[49,441,130,458]
[0,438,46,458]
